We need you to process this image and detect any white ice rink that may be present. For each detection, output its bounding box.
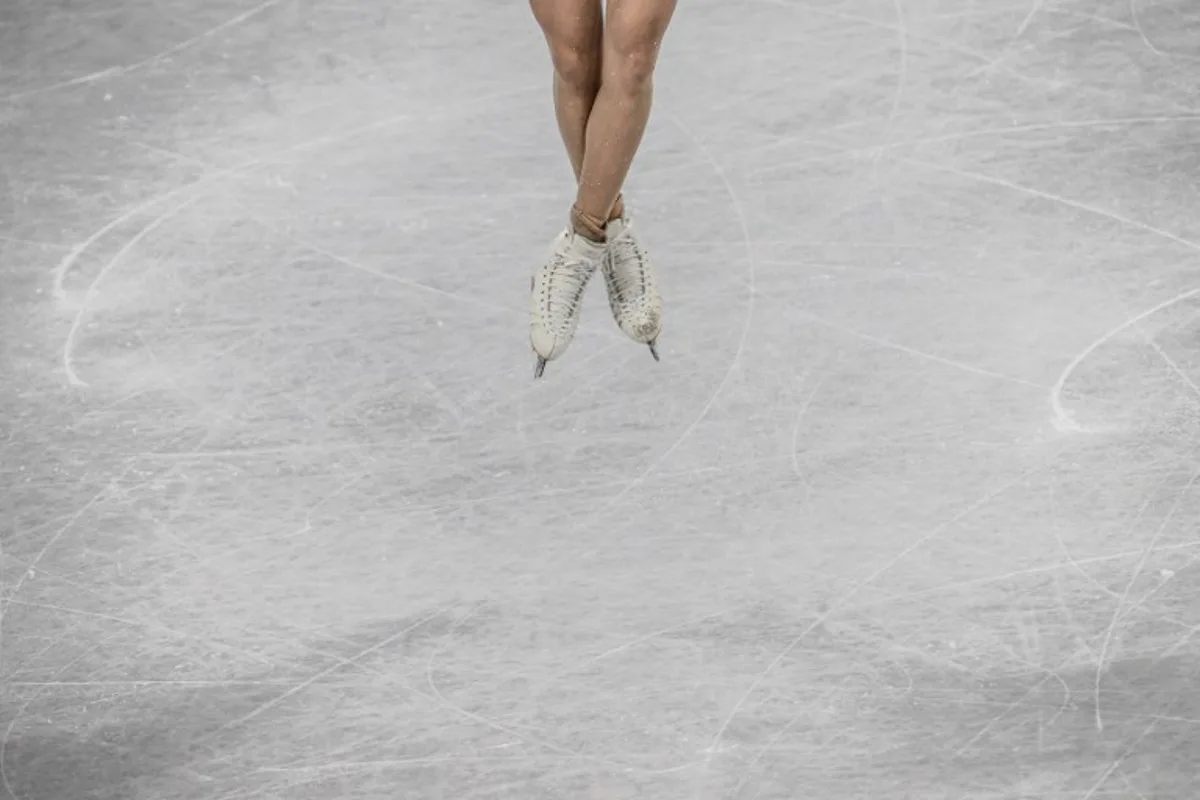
[2,0,1199,797]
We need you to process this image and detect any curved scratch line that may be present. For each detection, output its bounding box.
[1050,288,1200,433]
[904,158,1200,432]
[1130,0,1199,62]
[52,83,537,299]
[1,0,286,103]
[63,196,199,387]
[904,159,1200,255]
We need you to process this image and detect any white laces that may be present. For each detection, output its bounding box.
[606,233,650,303]
[541,254,595,334]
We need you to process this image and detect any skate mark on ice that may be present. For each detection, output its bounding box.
[1045,287,1200,433]
[7,598,281,669]
[728,679,853,799]
[61,195,198,387]
[52,85,537,395]
[963,0,1050,79]
[1093,470,1199,733]
[1046,8,1138,33]
[127,473,371,602]
[422,606,701,776]
[1131,0,1200,62]
[906,155,1200,252]
[1013,0,1048,39]
[0,553,115,607]
[765,0,1048,88]
[696,465,1043,789]
[51,84,537,301]
[500,608,737,693]
[751,115,1200,184]
[789,370,824,501]
[0,0,286,103]
[968,17,1108,81]
[873,594,1077,761]
[905,115,1200,150]
[1044,478,1170,663]
[1144,337,1200,401]
[1154,614,1200,667]
[200,608,449,741]
[1080,716,1162,800]
[421,605,581,760]
[252,755,542,788]
[802,312,1043,389]
[866,538,1200,608]
[1118,771,1152,800]
[0,470,129,619]
[0,632,125,800]
[114,137,225,171]
[949,655,1084,760]
[904,158,1200,433]
[269,228,517,316]
[944,529,1194,758]
[8,678,297,688]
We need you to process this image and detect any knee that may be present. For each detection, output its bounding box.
[549,39,602,92]
[605,41,657,91]
[604,5,673,91]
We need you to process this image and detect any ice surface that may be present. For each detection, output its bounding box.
[2,0,1199,798]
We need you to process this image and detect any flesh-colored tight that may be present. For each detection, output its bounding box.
[531,0,677,242]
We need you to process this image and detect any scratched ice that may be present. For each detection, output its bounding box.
[2,0,1199,798]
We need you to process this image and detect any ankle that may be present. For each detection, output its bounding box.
[570,204,607,243]
[608,194,625,222]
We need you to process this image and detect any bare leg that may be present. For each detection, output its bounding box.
[526,0,675,376]
[530,0,604,182]
[572,0,677,236]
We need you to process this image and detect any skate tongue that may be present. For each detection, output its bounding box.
[605,217,629,242]
[568,233,608,261]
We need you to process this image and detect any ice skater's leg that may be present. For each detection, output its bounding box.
[571,0,677,240]
[528,0,609,377]
[529,0,603,184]
[571,0,673,357]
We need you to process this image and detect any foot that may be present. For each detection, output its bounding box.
[529,227,607,376]
[602,215,663,355]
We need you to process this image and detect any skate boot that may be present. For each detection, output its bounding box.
[529,228,607,378]
[602,214,663,361]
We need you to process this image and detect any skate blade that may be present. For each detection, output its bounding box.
[648,339,660,362]
[534,356,547,379]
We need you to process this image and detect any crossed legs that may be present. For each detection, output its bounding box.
[527,0,676,377]
[530,0,676,240]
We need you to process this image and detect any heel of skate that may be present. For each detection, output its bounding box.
[534,355,548,379]
[648,339,660,362]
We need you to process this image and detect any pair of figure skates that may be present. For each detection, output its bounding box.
[529,213,662,378]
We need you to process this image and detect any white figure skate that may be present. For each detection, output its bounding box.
[602,215,663,362]
[529,228,607,378]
